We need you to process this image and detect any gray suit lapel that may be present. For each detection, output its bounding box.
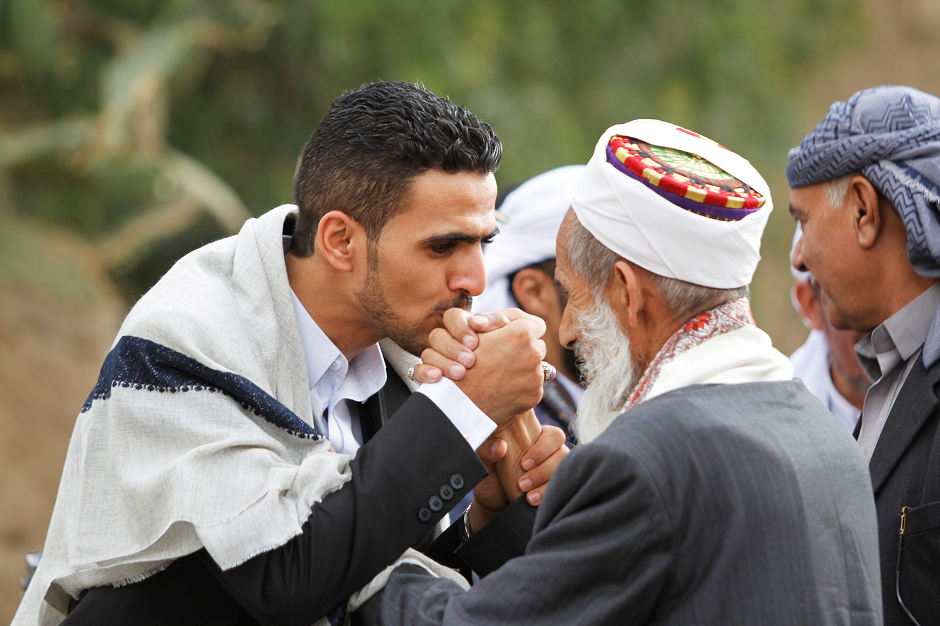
[869,354,940,494]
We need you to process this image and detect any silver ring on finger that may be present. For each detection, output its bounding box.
[407,365,418,383]
[541,361,556,383]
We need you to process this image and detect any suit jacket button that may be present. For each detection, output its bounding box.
[450,474,464,490]
[429,496,443,512]
[439,485,454,500]
[418,508,431,522]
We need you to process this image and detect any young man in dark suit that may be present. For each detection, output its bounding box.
[16,82,566,626]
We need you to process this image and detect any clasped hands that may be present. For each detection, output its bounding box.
[413,308,570,534]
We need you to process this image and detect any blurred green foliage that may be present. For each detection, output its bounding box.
[0,0,863,299]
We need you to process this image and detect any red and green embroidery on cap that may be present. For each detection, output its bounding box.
[607,135,765,221]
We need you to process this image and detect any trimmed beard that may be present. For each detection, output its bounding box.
[573,296,639,445]
[356,244,472,357]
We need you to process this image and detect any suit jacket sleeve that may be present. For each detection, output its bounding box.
[423,495,537,579]
[354,438,674,626]
[198,393,488,626]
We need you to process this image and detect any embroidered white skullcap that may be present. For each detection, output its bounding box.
[571,120,773,289]
[473,165,585,313]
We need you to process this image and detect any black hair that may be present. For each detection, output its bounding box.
[290,81,502,256]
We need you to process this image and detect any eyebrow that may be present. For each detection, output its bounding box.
[419,226,500,246]
[788,203,801,218]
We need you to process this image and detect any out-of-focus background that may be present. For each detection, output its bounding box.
[1,0,939,619]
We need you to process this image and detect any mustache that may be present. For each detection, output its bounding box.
[563,345,583,386]
[808,274,822,293]
[433,294,473,315]
[573,340,593,382]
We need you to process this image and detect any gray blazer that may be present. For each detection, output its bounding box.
[355,380,883,626]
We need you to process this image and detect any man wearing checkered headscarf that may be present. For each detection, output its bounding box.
[787,84,940,626]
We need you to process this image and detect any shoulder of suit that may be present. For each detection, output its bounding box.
[600,380,824,445]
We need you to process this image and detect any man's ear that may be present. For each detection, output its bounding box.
[511,268,556,316]
[612,259,644,328]
[848,175,882,249]
[315,210,365,273]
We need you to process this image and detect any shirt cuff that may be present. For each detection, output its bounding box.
[416,378,496,450]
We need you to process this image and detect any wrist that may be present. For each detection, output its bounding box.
[467,500,498,535]
[490,409,539,439]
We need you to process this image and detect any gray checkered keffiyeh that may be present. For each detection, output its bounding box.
[786,85,940,367]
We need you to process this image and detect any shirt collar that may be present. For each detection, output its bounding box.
[290,289,386,406]
[856,282,940,380]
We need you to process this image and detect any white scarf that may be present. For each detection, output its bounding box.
[17,205,436,626]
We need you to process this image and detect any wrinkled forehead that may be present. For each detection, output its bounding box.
[554,209,579,266]
[787,183,829,217]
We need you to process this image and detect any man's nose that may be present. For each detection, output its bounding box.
[791,236,809,274]
[450,248,487,296]
[558,302,577,350]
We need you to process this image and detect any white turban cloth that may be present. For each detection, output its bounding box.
[571,120,773,289]
[473,165,585,313]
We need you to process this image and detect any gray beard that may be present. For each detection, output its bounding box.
[573,297,639,445]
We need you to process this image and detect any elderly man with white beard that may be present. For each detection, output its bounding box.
[351,120,883,626]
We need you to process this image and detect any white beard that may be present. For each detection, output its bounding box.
[573,297,639,445]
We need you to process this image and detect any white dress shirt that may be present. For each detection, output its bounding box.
[290,291,496,456]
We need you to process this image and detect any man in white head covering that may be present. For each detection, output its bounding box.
[352,121,882,626]
[787,225,869,432]
[474,166,585,443]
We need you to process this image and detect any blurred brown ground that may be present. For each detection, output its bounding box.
[0,219,125,622]
[2,0,940,622]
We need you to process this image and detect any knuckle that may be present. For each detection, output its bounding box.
[443,309,467,330]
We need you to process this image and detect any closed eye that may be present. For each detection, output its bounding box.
[423,227,498,256]
[431,242,457,255]
[788,203,804,224]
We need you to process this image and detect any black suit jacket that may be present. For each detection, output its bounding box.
[866,353,940,626]
[63,372,487,626]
